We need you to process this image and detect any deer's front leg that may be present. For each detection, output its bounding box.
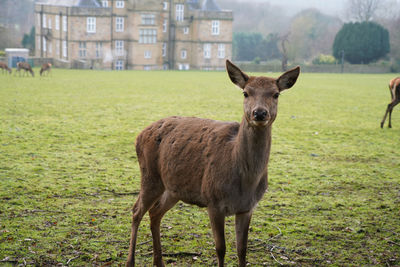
[235,211,253,267]
[208,208,226,267]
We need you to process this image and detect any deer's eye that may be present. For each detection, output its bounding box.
[273,92,280,99]
[243,92,249,98]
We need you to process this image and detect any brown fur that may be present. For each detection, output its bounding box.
[0,62,12,74]
[16,62,34,77]
[40,63,52,76]
[126,60,300,267]
[381,77,400,128]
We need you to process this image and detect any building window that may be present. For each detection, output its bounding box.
[181,49,187,59]
[212,20,220,35]
[55,15,60,30]
[115,60,124,70]
[141,14,155,25]
[144,50,152,59]
[116,17,124,32]
[62,40,67,57]
[96,42,102,58]
[102,0,108,7]
[37,14,41,27]
[204,43,211,59]
[43,37,47,52]
[37,36,41,50]
[162,43,167,57]
[218,44,225,58]
[116,1,124,8]
[48,42,52,54]
[115,40,124,56]
[62,16,67,32]
[87,17,96,33]
[79,42,87,58]
[176,4,184,21]
[43,14,47,28]
[139,29,157,44]
[163,2,168,10]
[48,17,52,29]
[163,19,167,32]
[144,65,151,71]
[183,27,189,34]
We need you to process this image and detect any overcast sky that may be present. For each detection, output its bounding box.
[236,0,400,17]
[235,0,347,16]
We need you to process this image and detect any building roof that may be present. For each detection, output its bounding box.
[36,0,101,7]
[201,0,221,11]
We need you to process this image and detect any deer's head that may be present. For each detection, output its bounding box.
[226,60,300,128]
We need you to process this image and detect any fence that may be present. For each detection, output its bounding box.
[237,62,392,74]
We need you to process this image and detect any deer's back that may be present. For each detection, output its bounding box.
[17,62,30,70]
[390,77,400,89]
[136,116,240,207]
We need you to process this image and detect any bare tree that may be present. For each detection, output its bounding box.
[280,33,290,71]
[346,0,385,21]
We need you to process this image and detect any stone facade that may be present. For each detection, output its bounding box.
[35,0,233,70]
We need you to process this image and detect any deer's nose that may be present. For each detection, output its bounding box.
[253,109,268,121]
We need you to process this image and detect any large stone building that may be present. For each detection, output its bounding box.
[34,0,233,70]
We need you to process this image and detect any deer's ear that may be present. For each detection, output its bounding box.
[226,60,249,89]
[277,66,300,91]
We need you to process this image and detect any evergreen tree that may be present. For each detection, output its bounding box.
[333,21,390,64]
[21,26,35,52]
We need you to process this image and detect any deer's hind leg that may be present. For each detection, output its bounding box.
[126,172,165,267]
[388,99,400,128]
[149,191,178,267]
[381,104,391,128]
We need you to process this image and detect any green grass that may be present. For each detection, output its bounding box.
[0,69,399,266]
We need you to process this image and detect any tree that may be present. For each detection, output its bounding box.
[346,0,381,21]
[286,9,342,62]
[0,0,35,50]
[333,21,390,64]
[233,32,281,62]
[218,0,290,36]
[21,27,35,52]
[280,33,289,71]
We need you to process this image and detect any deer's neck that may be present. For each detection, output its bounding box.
[234,116,272,180]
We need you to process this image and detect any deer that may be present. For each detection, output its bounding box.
[0,62,12,74]
[381,77,400,128]
[40,62,52,76]
[126,60,300,267]
[16,62,34,77]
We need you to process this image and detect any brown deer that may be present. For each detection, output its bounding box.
[16,62,34,77]
[126,60,300,267]
[381,77,400,128]
[0,62,12,74]
[40,62,52,76]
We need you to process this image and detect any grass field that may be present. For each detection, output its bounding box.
[0,68,399,266]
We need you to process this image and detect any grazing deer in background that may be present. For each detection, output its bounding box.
[381,77,400,128]
[40,62,52,76]
[0,62,12,74]
[126,60,300,267]
[16,62,34,77]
